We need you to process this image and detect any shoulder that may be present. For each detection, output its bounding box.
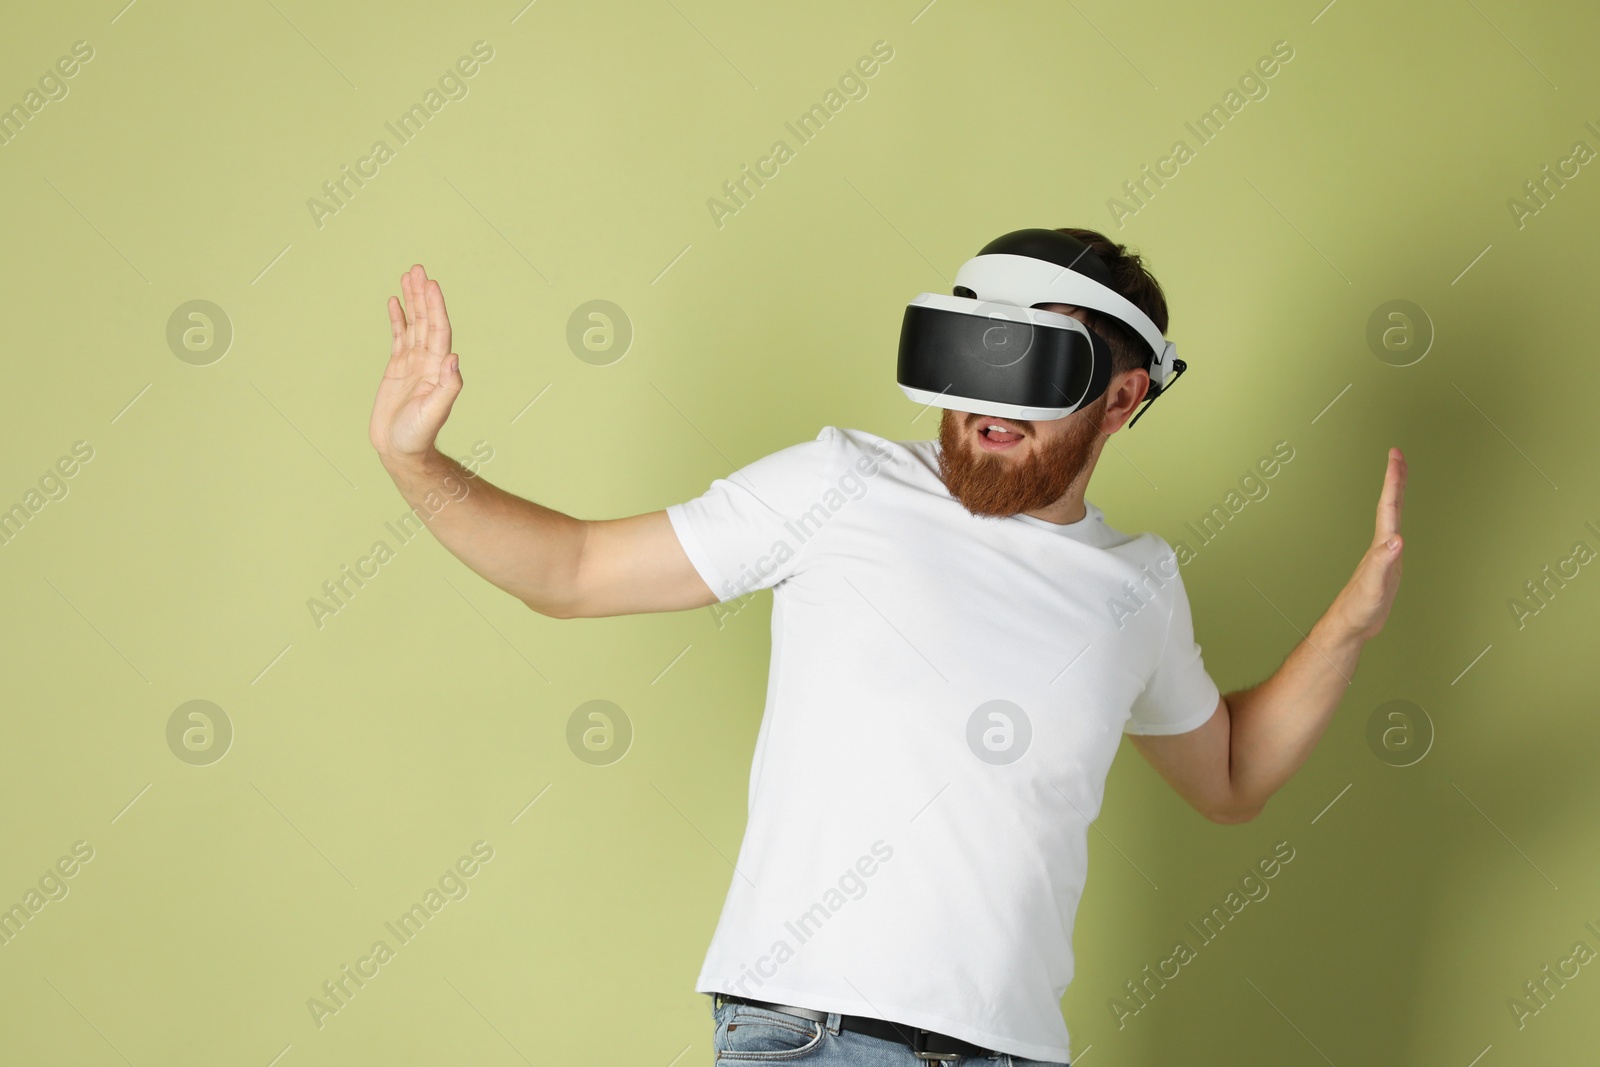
[716,427,903,502]
[827,426,945,477]
[1097,512,1184,575]
[825,426,909,466]
[1122,530,1191,617]
[807,426,935,479]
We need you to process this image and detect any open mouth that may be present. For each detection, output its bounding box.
[976,419,1025,451]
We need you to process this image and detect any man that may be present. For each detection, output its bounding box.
[370,231,1406,1065]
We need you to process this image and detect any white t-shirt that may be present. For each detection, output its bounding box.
[665,425,1221,1062]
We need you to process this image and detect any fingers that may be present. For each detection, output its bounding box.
[407,265,428,352]
[387,295,405,359]
[1374,447,1407,545]
[393,263,450,366]
[425,275,452,357]
[398,267,416,351]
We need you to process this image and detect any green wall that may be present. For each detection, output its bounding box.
[2,1,1597,1063]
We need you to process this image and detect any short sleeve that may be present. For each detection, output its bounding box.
[1123,560,1222,735]
[665,426,840,603]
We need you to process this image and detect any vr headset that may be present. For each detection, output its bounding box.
[896,228,1186,426]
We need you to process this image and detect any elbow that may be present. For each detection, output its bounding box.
[523,596,578,620]
[1207,800,1264,825]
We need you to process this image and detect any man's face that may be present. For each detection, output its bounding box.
[935,304,1108,519]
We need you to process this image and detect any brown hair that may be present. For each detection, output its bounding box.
[1053,227,1169,380]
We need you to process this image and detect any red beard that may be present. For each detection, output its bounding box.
[936,396,1106,518]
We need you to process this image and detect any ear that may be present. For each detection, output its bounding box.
[1099,369,1151,434]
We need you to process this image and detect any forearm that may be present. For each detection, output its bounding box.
[1223,612,1367,815]
[379,447,585,616]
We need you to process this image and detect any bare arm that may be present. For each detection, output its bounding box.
[1129,448,1408,823]
[371,265,717,619]
[1129,612,1366,824]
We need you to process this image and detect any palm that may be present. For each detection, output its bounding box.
[370,264,460,459]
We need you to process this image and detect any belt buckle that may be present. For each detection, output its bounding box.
[911,1029,962,1061]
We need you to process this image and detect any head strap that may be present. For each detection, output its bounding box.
[953,252,1180,393]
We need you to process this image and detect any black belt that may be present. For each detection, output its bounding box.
[714,992,998,1061]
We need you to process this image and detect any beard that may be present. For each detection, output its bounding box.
[936,395,1106,519]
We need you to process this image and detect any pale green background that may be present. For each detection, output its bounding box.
[2,0,1598,1064]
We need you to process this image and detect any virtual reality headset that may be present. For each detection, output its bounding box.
[896,228,1187,426]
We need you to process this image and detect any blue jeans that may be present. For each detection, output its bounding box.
[709,997,1071,1066]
